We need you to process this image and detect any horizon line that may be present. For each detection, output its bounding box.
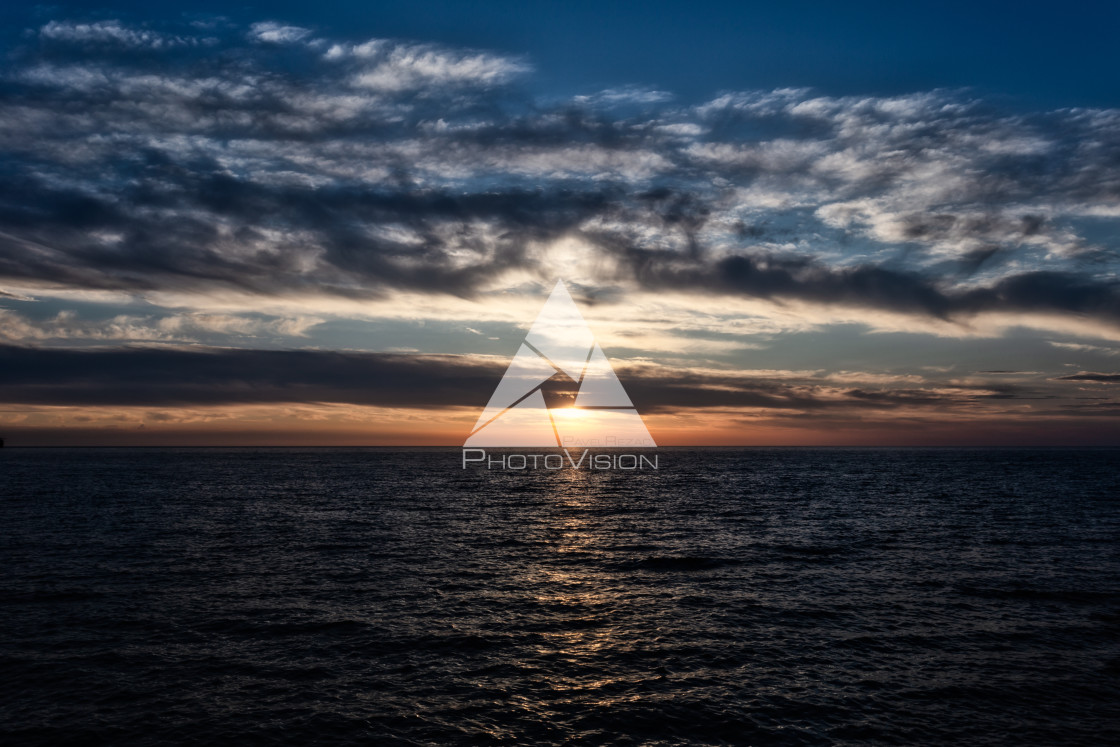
[4,444,1120,449]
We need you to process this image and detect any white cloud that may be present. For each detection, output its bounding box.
[349,43,529,91]
[0,309,322,344]
[572,87,673,106]
[40,20,209,49]
[1,16,1119,353]
[248,22,313,44]
[1048,341,1120,356]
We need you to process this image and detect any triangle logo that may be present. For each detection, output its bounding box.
[465,280,656,448]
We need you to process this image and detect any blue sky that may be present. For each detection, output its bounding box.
[9,1,1118,107]
[0,2,1118,444]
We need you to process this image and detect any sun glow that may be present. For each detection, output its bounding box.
[552,406,586,420]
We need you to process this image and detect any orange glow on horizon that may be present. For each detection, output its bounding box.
[2,403,1119,447]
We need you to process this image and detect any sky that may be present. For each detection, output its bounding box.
[0,1,1118,446]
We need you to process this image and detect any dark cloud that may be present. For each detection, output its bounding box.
[617,365,1023,413]
[0,344,1032,412]
[609,248,1120,323]
[1056,372,1120,383]
[0,345,501,407]
[0,17,1118,327]
[0,173,612,296]
[957,272,1120,320]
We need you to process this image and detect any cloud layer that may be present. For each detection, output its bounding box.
[0,17,1117,334]
[1,15,1118,444]
[0,344,1089,421]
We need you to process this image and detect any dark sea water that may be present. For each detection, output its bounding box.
[1,447,1118,746]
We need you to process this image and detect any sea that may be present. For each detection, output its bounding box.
[1,447,1118,746]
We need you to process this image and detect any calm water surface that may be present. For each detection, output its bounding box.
[1,447,1118,745]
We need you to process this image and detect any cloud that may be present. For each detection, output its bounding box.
[1049,341,1120,356]
[0,344,1075,414]
[345,44,529,91]
[248,22,312,45]
[1055,371,1120,383]
[627,254,1120,325]
[0,308,322,344]
[39,20,210,49]
[0,16,1118,339]
[572,87,673,107]
[0,345,504,407]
